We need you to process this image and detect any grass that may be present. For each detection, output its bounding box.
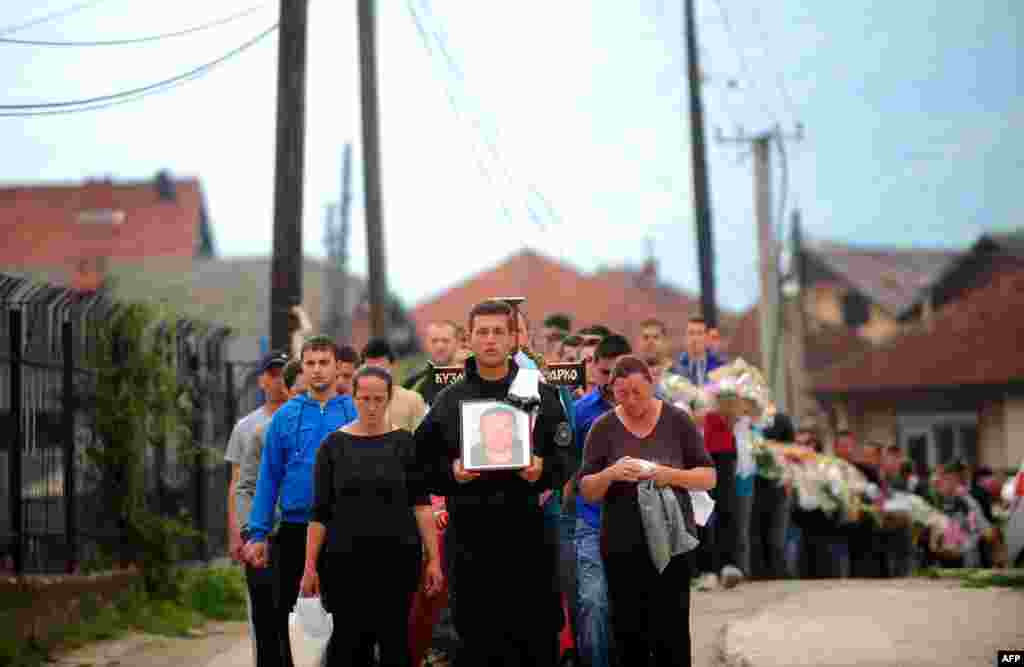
[915,567,1024,590]
[0,565,248,667]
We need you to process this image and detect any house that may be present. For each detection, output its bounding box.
[0,171,215,291]
[728,227,984,426]
[410,248,737,357]
[812,263,1024,470]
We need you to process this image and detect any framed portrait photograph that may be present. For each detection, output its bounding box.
[460,399,532,471]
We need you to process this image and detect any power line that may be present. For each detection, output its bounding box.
[748,6,800,124]
[0,3,271,47]
[710,0,776,123]
[0,24,277,116]
[0,0,109,37]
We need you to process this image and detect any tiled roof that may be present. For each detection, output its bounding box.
[0,175,209,270]
[726,303,873,373]
[803,239,960,317]
[410,248,734,353]
[813,266,1024,393]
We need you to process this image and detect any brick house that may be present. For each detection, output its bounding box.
[0,171,215,290]
[410,248,737,357]
[812,263,1024,470]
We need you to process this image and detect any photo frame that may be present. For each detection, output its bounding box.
[460,399,532,471]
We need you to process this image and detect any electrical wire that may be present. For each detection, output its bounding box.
[749,6,800,124]
[0,0,109,37]
[0,3,271,47]
[0,24,277,116]
[404,0,513,226]
[710,0,777,124]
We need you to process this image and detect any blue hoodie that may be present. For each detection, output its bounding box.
[247,392,358,542]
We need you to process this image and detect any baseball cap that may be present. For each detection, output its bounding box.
[259,350,290,374]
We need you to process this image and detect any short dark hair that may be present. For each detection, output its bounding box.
[479,404,519,434]
[352,365,393,399]
[336,344,359,365]
[468,299,515,332]
[300,335,338,361]
[837,429,854,440]
[640,318,667,334]
[609,355,653,385]
[687,316,706,327]
[589,325,612,338]
[561,334,583,348]
[594,334,632,361]
[543,313,572,332]
[362,337,395,364]
[763,413,796,443]
[282,359,302,389]
[885,444,903,456]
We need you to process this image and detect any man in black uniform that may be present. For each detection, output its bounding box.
[414,299,571,667]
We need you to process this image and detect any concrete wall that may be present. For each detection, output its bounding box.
[1004,395,1024,467]
[978,399,1006,468]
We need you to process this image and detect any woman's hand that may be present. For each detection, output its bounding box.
[608,456,654,483]
[435,509,449,530]
[453,458,481,484]
[651,464,676,489]
[299,565,320,598]
[423,559,445,597]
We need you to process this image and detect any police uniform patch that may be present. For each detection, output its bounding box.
[555,421,572,447]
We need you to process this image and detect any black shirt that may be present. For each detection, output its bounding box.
[412,356,570,635]
[312,429,430,554]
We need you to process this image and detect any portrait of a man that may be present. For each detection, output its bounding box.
[461,401,531,471]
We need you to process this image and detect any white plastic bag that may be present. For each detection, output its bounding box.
[689,491,715,527]
[294,596,333,640]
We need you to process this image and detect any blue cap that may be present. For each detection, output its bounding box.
[259,350,290,373]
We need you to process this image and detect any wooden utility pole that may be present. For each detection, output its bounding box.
[357,0,390,339]
[684,0,717,327]
[269,0,310,352]
[719,124,802,412]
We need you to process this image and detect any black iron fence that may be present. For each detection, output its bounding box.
[0,274,261,575]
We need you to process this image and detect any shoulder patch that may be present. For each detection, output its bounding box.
[554,421,573,448]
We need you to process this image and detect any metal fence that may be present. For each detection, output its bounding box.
[0,274,261,575]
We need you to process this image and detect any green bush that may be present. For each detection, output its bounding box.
[181,566,248,621]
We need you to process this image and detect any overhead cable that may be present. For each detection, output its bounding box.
[0,3,271,47]
[0,24,277,116]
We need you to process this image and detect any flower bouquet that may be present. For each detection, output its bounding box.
[660,372,713,416]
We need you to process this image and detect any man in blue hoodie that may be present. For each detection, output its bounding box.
[672,316,725,386]
[243,335,358,667]
[574,333,631,667]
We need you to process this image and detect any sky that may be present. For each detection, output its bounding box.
[1,0,1021,314]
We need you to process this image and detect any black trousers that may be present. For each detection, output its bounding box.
[750,477,790,580]
[245,551,291,667]
[698,452,738,574]
[271,522,309,667]
[323,542,421,667]
[605,549,694,667]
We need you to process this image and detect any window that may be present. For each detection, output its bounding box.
[898,414,979,468]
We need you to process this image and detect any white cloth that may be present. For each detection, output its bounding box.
[689,491,715,527]
[508,367,542,405]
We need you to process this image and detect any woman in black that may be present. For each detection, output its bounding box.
[300,366,443,666]
[579,356,716,667]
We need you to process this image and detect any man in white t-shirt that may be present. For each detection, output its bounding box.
[225,350,291,667]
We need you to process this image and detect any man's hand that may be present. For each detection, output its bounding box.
[453,458,481,484]
[608,456,654,483]
[435,510,449,530]
[518,455,544,483]
[229,529,245,563]
[299,564,320,597]
[243,541,269,568]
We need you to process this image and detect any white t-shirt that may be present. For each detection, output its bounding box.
[224,407,273,531]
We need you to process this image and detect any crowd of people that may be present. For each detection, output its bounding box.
[224,300,1018,667]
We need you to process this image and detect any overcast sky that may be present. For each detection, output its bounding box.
[2,0,1020,313]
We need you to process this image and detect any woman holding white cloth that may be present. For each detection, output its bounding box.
[579,356,715,667]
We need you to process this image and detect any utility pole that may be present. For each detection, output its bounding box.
[718,124,802,412]
[322,144,353,342]
[338,143,353,342]
[269,0,310,352]
[788,209,810,422]
[684,0,717,327]
[357,0,390,339]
